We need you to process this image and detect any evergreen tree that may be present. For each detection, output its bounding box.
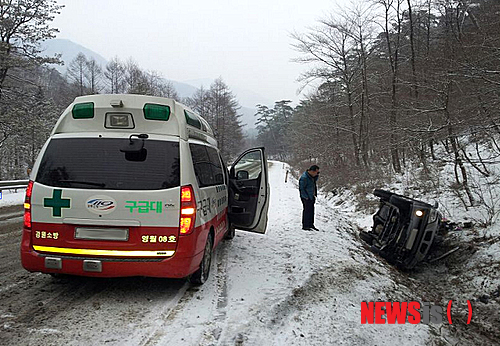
[0,0,62,151]
[187,79,244,160]
[0,0,63,97]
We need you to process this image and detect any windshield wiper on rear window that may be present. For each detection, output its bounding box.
[59,180,106,188]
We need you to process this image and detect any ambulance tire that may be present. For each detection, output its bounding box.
[189,233,213,285]
[224,222,235,240]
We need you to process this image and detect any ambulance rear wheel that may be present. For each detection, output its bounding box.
[189,233,213,285]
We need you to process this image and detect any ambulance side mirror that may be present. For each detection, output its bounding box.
[236,170,249,180]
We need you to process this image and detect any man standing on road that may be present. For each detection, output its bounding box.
[299,165,320,231]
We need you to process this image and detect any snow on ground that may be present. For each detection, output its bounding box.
[4,160,477,345]
[0,189,25,207]
[135,161,434,346]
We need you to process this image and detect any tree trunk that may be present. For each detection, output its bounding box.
[384,0,401,173]
[445,82,474,206]
[407,0,419,99]
[359,29,370,167]
[347,87,360,166]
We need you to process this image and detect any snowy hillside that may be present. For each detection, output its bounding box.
[326,136,500,345]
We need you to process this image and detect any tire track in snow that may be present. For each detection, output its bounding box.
[139,283,190,346]
[141,241,231,346]
[198,241,231,345]
[218,261,370,345]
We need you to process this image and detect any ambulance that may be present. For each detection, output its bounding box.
[20,94,270,284]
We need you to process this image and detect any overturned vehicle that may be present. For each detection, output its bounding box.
[360,189,442,269]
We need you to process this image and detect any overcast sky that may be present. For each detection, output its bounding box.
[52,0,349,106]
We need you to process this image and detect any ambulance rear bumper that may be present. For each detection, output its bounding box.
[20,228,204,278]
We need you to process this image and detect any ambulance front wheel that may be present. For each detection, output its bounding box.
[189,233,213,285]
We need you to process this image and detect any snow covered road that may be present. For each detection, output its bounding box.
[1,161,438,345]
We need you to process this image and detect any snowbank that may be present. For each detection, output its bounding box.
[0,189,25,208]
[322,137,500,345]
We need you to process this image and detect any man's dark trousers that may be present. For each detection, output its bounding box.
[301,198,315,229]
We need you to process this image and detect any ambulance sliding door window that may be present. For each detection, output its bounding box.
[190,144,224,187]
[190,144,214,187]
[206,147,224,185]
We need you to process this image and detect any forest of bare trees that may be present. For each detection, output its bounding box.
[255,0,500,209]
[0,0,244,179]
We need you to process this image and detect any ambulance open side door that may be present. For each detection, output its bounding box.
[228,147,270,234]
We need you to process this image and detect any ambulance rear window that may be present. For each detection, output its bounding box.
[36,138,180,190]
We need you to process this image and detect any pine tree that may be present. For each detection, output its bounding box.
[187,79,244,160]
[0,0,62,151]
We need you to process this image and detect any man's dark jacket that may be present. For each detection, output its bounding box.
[299,171,318,201]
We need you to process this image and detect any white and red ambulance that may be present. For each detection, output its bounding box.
[21,94,269,284]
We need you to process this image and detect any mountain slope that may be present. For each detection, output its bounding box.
[41,38,108,73]
[41,39,260,128]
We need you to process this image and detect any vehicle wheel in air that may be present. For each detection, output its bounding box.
[373,189,393,201]
[359,231,375,245]
[224,222,235,240]
[189,233,213,285]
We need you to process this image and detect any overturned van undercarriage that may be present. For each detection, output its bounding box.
[360,189,444,269]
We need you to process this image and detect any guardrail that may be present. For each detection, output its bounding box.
[0,180,29,190]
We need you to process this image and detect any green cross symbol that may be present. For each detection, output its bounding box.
[44,189,71,217]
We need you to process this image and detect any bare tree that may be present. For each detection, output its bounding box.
[85,57,102,94]
[124,58,146,94]
[67,52,87,95]
[104,56,125,94]
[160,80,179,100]
[292,14,363,166]
[0,0,62,149]
[376,0,404,173]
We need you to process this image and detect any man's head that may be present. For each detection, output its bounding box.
[308,165,320,177]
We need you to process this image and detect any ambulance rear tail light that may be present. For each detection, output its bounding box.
[180,185,196,235]
[24,180,34,229]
